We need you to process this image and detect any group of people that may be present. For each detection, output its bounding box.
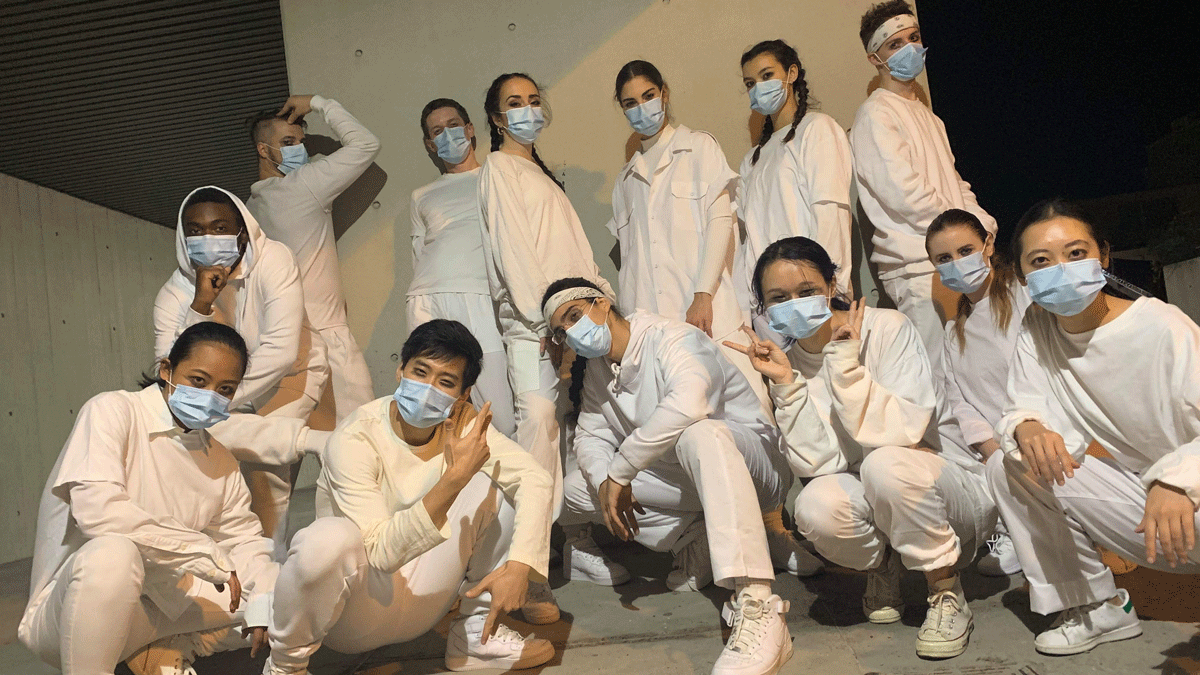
[18,2,1200,675]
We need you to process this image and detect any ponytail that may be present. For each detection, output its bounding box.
[483,72,565,191]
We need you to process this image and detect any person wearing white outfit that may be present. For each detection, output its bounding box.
[737,39,854,302]
[925,208,1032,577]
[408,97,515,437]
[154,186,328,558]
[727,237,996,659]
[545,278,795,675]
[247,94,379,421]
[850,1,997,374]
[264,320,556,674]
[986,198,1200,656]
[19,322,278,675]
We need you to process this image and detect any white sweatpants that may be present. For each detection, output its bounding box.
[505,331,564,518]
[318,324,375,422]
[880,270,944,377]
[267,474,511,672]
[795,446,995,573]
[987,451,1200,614]
[243,391,321,561]
[562,419,789,588]
[20,536,260,675]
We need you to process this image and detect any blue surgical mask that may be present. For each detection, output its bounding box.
[393,377,458,429]
[885,43,927,81]
[504,105,545,144]
[936,251,991,294]
[565,301,612,359]
[625,97,666,136]
[166,381,231,430]
[434,126,473,165]
[766,295,833,340]
[748,79,788,116]
[1025,258,1107,317]
[274,143,309,174]
[186,234,241,268]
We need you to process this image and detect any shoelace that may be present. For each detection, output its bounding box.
[491,624,528,644]
[726,600,768,654]
[1055,600,1103,629]
[572,535,610,561]
[923,591,961,635]
[985,533,1007,554]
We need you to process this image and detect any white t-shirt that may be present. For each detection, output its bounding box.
[408,168,491,296]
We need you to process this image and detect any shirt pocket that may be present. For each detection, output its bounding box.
[669,180,707,248]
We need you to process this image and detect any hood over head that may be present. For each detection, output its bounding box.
[174,185,266,280]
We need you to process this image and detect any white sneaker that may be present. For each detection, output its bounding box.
[521,580,561,625]
[863,548,904,624]
[445,614,555,671]
[667,521,713,592]
[1034,588,1143,655]
[564,525,631,586]
[125,633,200,675]
[977,532,1022,576]
[766,529,823,577]
[712,593,793,675]
[916,586,973,658]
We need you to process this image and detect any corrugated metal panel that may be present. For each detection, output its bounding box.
[0,0,291,227]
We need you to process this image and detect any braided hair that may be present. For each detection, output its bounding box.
[484,73,565,191]
[741,40,812,165]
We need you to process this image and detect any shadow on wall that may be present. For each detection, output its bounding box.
[304,134,389,240]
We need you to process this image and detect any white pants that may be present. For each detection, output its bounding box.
[243,391,321,561]
[318,324,375,422]
[20,536,259,675]
[987,451,1200,614]
[562,419,789,588]
[407,293,516,438]
[505,332,564,517]
[267,474,511,672]
[716,324,774,419]
[881,270,944,377]
[795,446,995,573]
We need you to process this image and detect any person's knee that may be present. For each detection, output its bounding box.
[289,517,364,585]
[794,478,852,538]
[72,536,144,596]
[675,419,734,461]
[861,446,925,507]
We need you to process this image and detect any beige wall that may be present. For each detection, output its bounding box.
[0,173,176,563]
[279,0,927,395]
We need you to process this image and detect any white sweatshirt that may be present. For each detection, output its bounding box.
[573,311,778,489]
[609,124,744,339]
[246,96,381,332]
[738,112,854,294]
[316,397,554,578]
[20,386,277,637]
[998,297,1200,506]
[154,186,324,413]
[850,89,996,278]
[408,168,491,297]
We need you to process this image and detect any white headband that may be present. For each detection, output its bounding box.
[867,14,918,54]
[542,287,608,322]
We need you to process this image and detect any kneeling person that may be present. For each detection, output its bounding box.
[265,320,556,673]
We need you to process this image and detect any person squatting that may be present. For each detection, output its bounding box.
[19,3,1200,675]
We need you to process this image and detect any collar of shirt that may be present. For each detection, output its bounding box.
[609,311,660,392]
[625,124,690,184]
[134,384,186,439]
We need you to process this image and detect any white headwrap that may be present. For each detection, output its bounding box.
[866,13,918,54]
[542,286,608,323]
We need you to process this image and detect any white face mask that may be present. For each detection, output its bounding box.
[504,105,545,144]
[936,251,991,294]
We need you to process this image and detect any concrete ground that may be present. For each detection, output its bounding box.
[3,486,1199,675]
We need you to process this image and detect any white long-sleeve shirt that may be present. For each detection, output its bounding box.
[573,311,778,489]
[997,297,1200,507]
[247,95,381,332]
[608,125,744,340]
[316,396,553,578]
[20,386,277,637]
[738,112,854,295]
[850,89,996,278]
[408,168,491,297]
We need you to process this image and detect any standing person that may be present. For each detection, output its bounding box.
[738,40,854,304]
[727,237,996,659]
[988,199,1200,656]
[408,97,515,437]
[19,323,278,675]
[154,186,328,558]
[264,320,556,674]
[546,279,795,675]
[850,1,997,373]
[925,208,1030,576]
[247,94,380,421]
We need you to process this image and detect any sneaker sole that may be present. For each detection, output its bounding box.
[916,622,972,659]
[566,567,631,586]
[1035,623,1143,656]
[865,606,903,624]
[445,640,556,672]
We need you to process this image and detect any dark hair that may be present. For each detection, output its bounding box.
[751,236,851,314]
[1011,198,1111,277]
[483,72,564,190]
[740,40,812,165]
[138,321,250,388]
[859,0,915,50]
[182,187,246,233]
[927,209,1017,352]
[401,319,484,391]
[420,98,472,139]
[614,60,666,103]
[540,277,620,422]
[246,109,308,145]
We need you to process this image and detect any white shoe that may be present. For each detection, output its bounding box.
[977,532,1022,576]
[667,521,713,592]
[1034,588,1143,655]
[125,633,200,675]
[521,580,561,625]
[766,529,823,577]
[712,593,793,675]
[564,525,631,586]
[445,614,555,671]
[863,548,904,624]
[916,585,973,659]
